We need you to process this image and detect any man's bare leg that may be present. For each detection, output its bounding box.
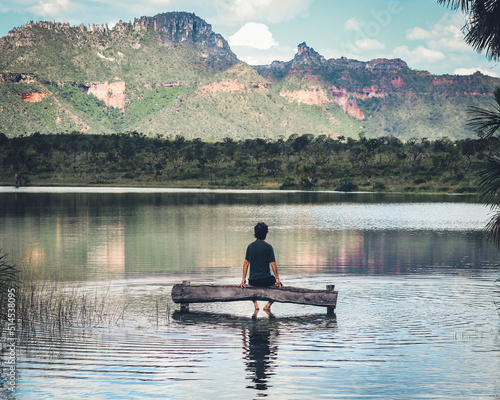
[263,301,273,311]
[253,301,259,310]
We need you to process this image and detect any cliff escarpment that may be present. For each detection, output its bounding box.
[1,14,500,140]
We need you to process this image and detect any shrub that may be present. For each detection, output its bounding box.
[455,186,476,193]
[373,181,386,191]
[336,178,358,192]
[280,177,298,190]
[300,177,316,190]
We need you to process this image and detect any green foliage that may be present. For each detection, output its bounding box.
[126,86,190,124]
[336,178,359,192]
[0,130,498,192]
[280,177,298,190]
[474,156,500,205]
[467,86,500,138]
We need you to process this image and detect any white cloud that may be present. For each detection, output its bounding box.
[394,45,445,63]
[232,45,296,65]
[212,0,313,24]
[30,0,72,16]
[429,37,470,52]
[407,26,432,41]
[355,38,385,51]
[229,22,278,50]
[345,17,365,32]
[406,13,469,53]
[454,67,499,78]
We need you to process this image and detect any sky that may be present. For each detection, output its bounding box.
[1,0,499,77]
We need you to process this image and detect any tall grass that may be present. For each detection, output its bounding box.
[18,281,128,333]
[1,251,177,338]
[0,251,129,336]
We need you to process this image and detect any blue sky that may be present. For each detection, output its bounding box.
[1,0,499,77]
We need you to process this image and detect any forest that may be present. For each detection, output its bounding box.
[1,131,498,192]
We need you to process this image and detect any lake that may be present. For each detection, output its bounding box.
[0,188,499,399]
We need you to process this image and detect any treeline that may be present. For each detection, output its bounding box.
[1,131,498,191]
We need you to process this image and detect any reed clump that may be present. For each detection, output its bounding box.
[0,252,129,334]
[19,281,128,333]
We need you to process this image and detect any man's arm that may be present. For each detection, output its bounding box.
[239,260,249,288]
[271,262,282,286]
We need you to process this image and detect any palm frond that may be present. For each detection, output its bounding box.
[485,209,500,247]
[465,2,500,60]
[437,0,471,11]
[494,86,500,106]
[466,106,500,138]
[473,156,500,205]
[438,0,500,61]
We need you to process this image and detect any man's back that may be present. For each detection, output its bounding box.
[245,240,276,280]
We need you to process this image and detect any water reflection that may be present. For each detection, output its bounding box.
[10,273,499,399]
[0,191,496,281]
[172,310,338,398]
[242,316,279,393]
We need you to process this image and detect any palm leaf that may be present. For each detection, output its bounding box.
[494,86,500,106]
[465,1,500,60]
[466,86,500,138]
[474,156,500,247]
[485,209,500,247]
[438,0,500,61]
[437,0,471,11]
[474,156,500,205]
[467,106,500,138]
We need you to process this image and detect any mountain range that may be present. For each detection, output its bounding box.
[1,11,499,141]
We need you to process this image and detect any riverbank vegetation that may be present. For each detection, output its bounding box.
[2,131,499,192]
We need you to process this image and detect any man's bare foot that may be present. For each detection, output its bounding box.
[253,301,259,310]
[263,301,273,311]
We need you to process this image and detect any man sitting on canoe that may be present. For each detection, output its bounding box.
[238,222,282,311]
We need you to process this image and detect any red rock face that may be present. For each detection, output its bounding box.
[391,76,405,88]
[85,80,126,110]
[20,92,49,102]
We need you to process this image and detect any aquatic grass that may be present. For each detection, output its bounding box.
[5,256,130,335]
[18,281,129,333]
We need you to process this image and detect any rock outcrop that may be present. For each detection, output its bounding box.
[20,92,50,102]
[84,80,126,110]
[0,12,238,71]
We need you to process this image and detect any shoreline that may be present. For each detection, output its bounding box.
[0,185,474,197]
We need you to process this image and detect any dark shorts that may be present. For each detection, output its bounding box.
[248,275,276,287]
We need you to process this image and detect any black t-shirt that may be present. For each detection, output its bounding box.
[245,240,276,280]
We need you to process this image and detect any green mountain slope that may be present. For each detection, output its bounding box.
[0,12,499,141]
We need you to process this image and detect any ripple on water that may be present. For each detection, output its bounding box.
[13,274,500,399]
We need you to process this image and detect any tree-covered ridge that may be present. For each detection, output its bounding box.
[1,132,496,192]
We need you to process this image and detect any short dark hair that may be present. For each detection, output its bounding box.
[254,222,269,240]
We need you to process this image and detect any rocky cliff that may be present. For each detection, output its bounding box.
[256,42,500,131]
[0,14,499,140]
[0,12,238,82]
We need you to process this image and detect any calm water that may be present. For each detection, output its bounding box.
[1,188,500,399]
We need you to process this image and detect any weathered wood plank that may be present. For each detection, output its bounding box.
[171,282,338,312]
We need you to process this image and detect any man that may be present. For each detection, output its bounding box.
[239,222,282,311]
